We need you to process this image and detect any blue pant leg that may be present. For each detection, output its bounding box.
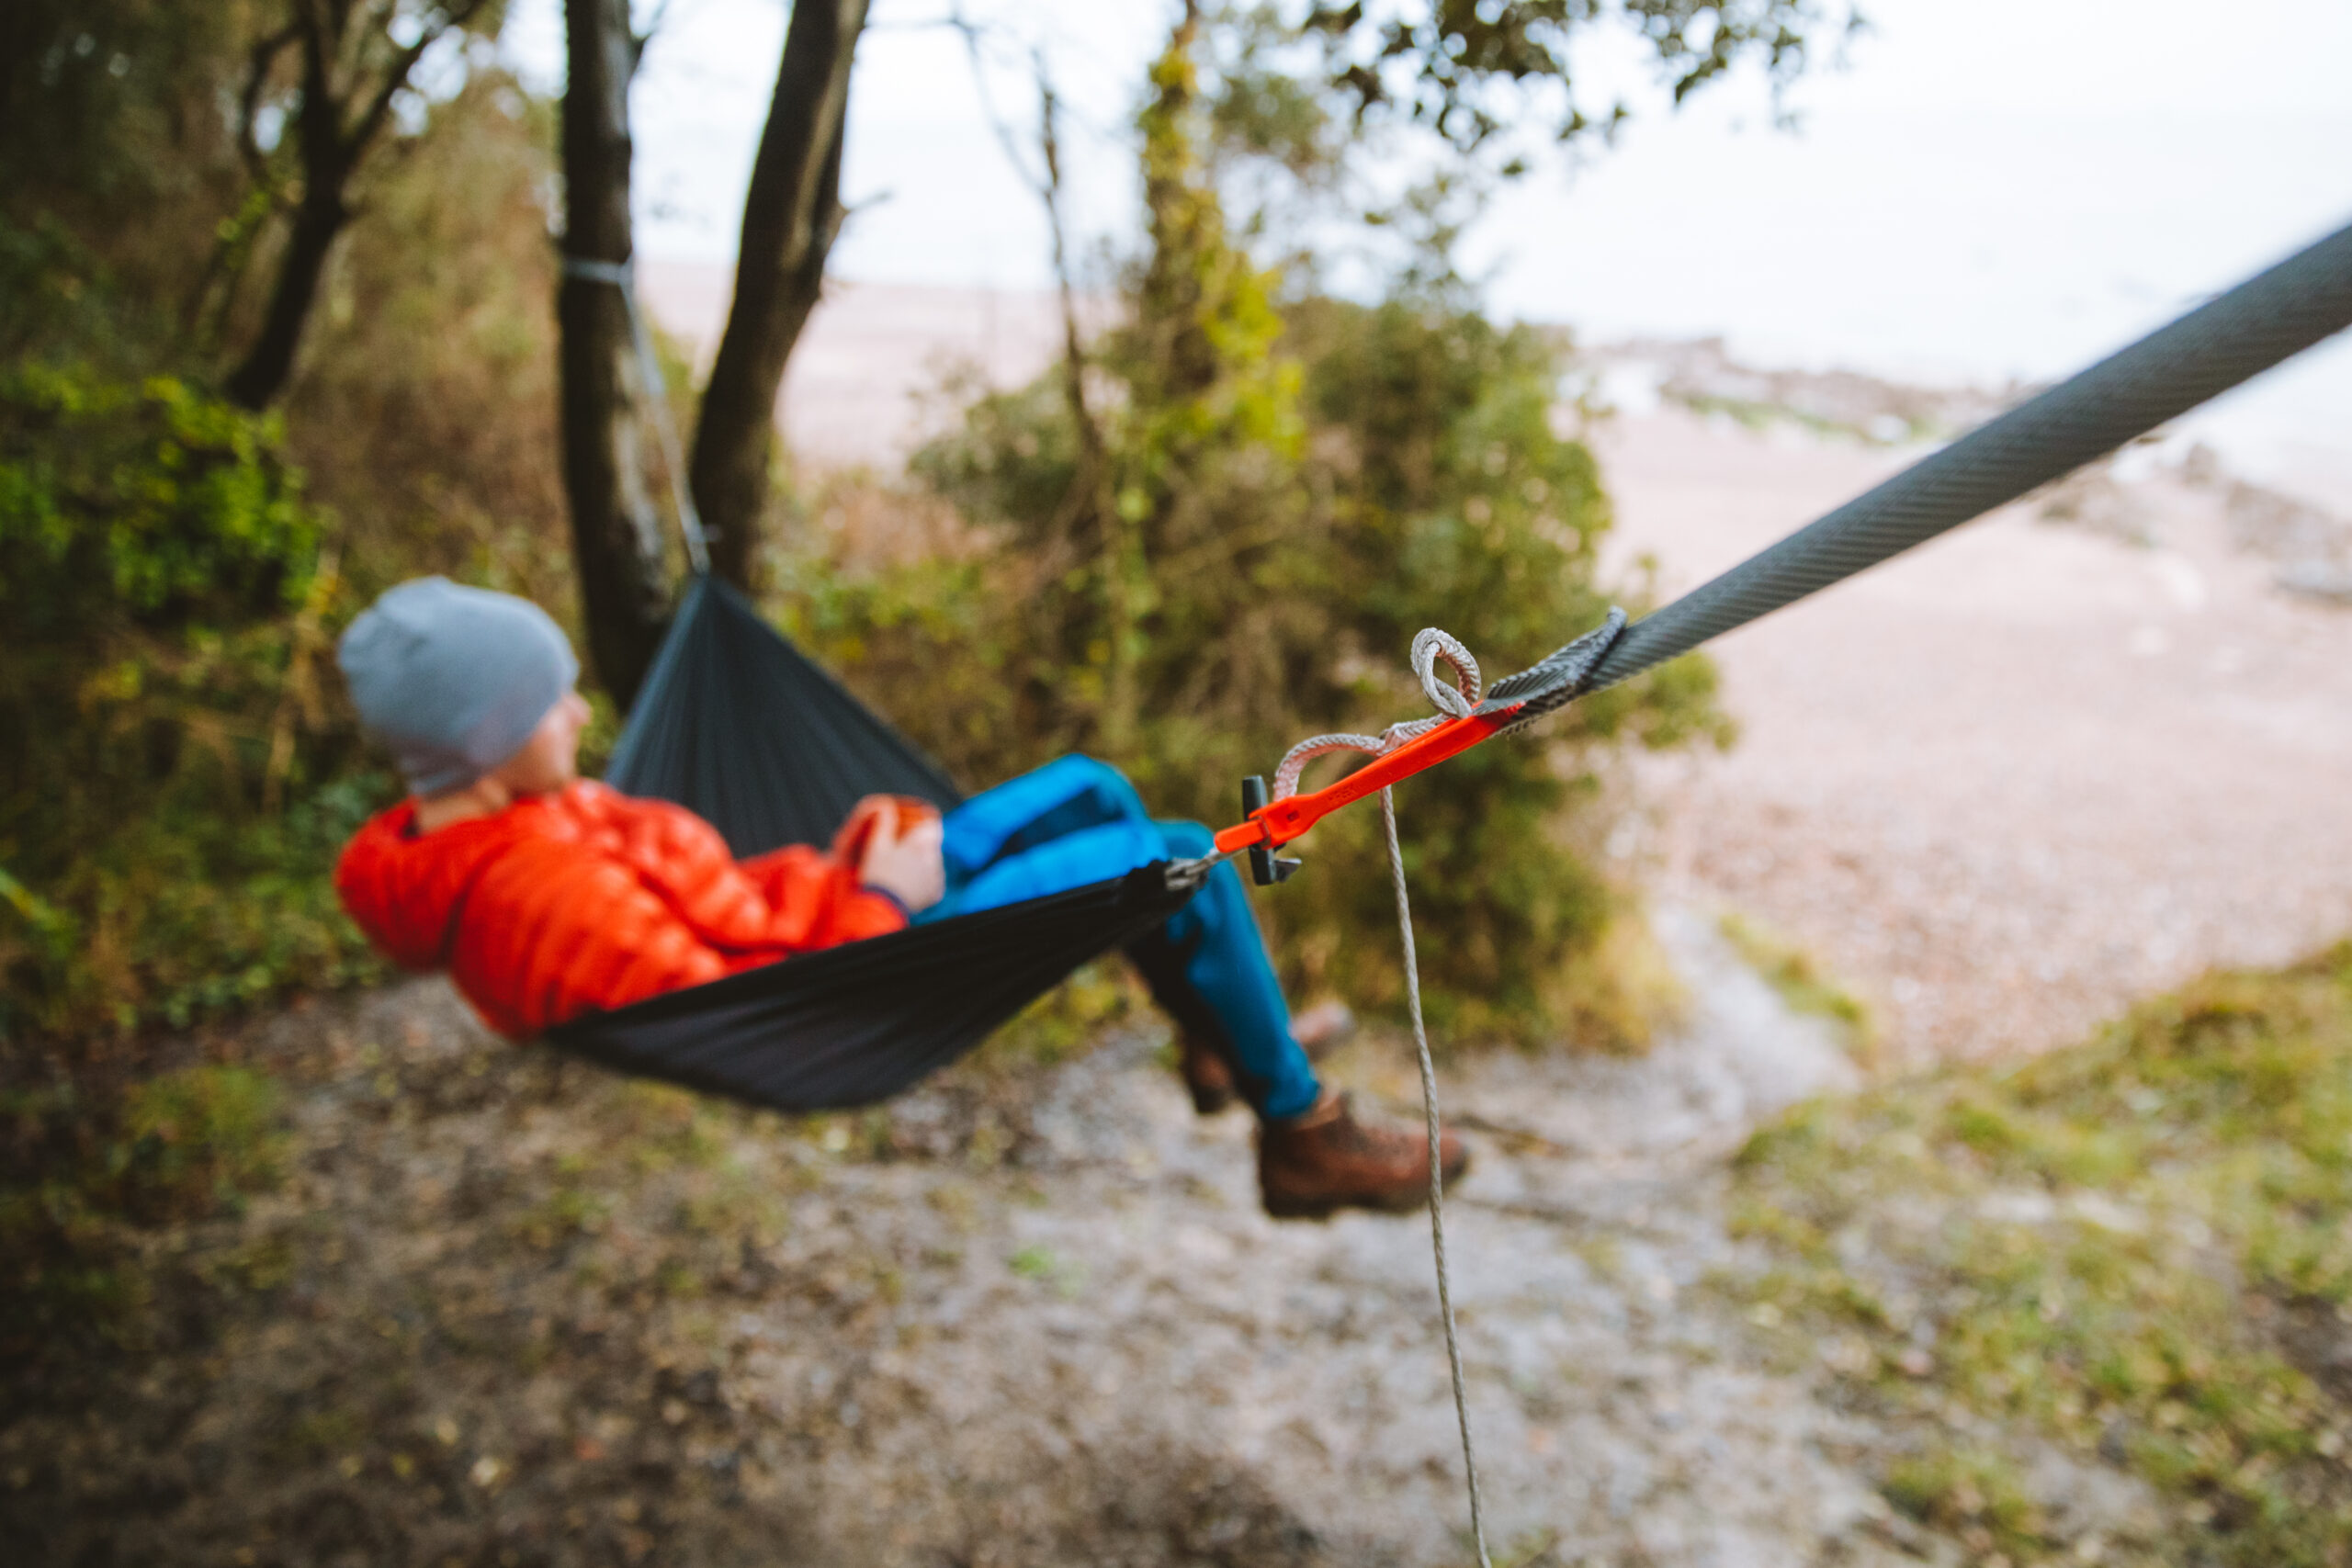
[936,757,1321,1122]
[946,820,1167,915]
[1136,821,1322,1122]
[940,755,1150,884]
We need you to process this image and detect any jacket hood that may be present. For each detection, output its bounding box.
[334,798,545,971]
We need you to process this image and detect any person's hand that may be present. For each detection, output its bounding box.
[858,810,945,915]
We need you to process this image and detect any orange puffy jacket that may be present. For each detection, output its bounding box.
[335,782,929,1038]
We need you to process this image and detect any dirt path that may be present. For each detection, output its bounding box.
[13,917,1960,1567]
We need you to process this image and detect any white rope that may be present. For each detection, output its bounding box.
[1256,616,1633,1562]
[1271,627,1484,801]
[1268,627,1494,1564]
[1381,783,1490,1568]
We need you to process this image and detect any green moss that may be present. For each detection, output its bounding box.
[1883,1447,2052,1557]
[114,1063,287,1216]
[1730,943,2352,1565]
[0,1063,288,1351]
[1009,1243,1086,1298]
[1718,911,1875,1061]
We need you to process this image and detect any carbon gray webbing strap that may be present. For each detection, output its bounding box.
[560,254,714,576]
[1575,217,2352,695]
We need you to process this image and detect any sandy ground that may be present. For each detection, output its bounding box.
[1598,410,2352,1066]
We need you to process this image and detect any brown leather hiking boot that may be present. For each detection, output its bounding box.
[1179,1001,1358,1116]
[1257,1090,1469,1219]
[1181,1032,1239,1116]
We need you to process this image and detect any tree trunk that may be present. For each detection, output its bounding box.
[689,0,867,590]
[557,0,672,706]
[220,1,492,409]
[223,15,352,412]
[223,174,348,409]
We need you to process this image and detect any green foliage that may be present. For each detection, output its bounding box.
[804,20,1727,1046]
[0,1063,288,1352]
[0,364,316,632]
[0,358,392,1043]
[1729,944,2352,1564]
[1279,0,1855,160]
[1,62,566,1051]
[1718,909,1875,1061]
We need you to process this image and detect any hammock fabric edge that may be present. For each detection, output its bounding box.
[544,863,1193,1113]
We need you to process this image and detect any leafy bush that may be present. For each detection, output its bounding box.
[788,282,1727,1046]
[0,365,316,630]
[0,361,386,1044]
[781,20,1731,1047]
[0,1063,288,1353]
[0,71,570,1051]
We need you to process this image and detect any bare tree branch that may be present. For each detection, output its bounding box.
[224,0,496,408]
[345,0,492,159]
[234,20,300,181]
[687,0,870,588]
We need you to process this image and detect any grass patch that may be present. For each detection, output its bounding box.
[1719,911,1876,1062]
[1009,1242,1086,1298]
[1728,942,2352,1565]
[1882,1446,2053,1559]
[0,1063,289,1352]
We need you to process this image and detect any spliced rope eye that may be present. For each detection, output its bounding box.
[1269,628,1486,802]
[1267,611,1627,807]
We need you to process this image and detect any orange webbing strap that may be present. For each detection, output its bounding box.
[1213,610,1624,876]
[1211,705,1521,859]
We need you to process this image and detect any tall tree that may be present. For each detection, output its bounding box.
[687,0,869,589]
[554,0,1845,687]
[224,0,495,410]
[555,0,672,705]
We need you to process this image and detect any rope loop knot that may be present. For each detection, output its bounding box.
[1269,610,1626,804]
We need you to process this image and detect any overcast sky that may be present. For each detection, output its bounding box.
[503,0,2352,496]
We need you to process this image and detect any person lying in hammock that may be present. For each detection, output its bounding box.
[332,578,1465,1218]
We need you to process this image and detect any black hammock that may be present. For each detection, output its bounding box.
[545,574,1201,1111]
[548,216,2352,1116]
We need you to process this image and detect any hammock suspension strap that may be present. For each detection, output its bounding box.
[560,253,714,577]
[1220,611,1628,875]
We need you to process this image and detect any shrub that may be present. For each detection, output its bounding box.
[788,17,1732,1047]
[789,284,1727,1046]
[0,361,386,1044]
[0,73,569,1052]
[0,1063,288,1353]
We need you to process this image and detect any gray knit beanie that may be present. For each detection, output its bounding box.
[338,578,581,795]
